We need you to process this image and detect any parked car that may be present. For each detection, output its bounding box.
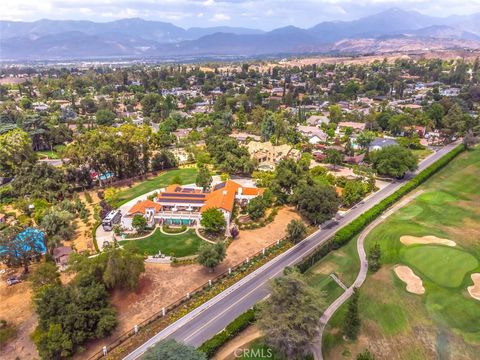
[6,276,21,286]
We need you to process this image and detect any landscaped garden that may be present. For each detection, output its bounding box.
[322,146,480,359]
[119,228,204,257]
[110,167,198,208]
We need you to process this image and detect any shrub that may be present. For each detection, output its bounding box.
[199,308,256,357]
[84,192,93,204]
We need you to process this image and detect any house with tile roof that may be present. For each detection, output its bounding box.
[125,180,264,234]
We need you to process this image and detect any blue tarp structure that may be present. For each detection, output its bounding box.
[0,227,46,255]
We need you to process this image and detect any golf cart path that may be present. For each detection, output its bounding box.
[312,190,424,360]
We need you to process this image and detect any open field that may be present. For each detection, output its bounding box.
[323,146,480,359]
[119,229,204,257]
[111,167,198,208]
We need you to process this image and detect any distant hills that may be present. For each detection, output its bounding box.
[2,8,480,61]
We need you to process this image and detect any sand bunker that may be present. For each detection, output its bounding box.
[394,265,425,295]
[467,273,480,301]
[400,235,456,247]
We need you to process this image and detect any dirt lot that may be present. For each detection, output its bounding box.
[80,206,300,358]
[0,269,39,360]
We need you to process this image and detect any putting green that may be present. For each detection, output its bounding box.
[401,245,478,288]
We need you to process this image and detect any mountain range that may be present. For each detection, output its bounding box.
[2,8,480,61]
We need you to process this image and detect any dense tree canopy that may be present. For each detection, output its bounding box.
[371,145,418,178]
[292,183,340,225]
[258,269,325,359]
[0,128,36,178]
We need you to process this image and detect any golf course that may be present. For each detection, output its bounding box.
[322,146,480,359]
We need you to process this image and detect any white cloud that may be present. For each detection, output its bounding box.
[211,13,231,21]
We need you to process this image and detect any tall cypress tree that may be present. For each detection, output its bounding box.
[343,288,361,340]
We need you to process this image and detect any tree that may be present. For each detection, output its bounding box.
[272,158,307,203]
[40,210,76,249]
[11,162,70,201]
[0,128,36,178]
[367,243,382,273]
[143,339,206,360]
[261,114,275,141]
[95,109,116,126]
[357,349,375,360]
[196,165,212,191]
[463,129,478,149]
[33,274,117,359]
[102,248,145,290]
[343,288,361,340]
[292,184,340,225]
[151,150,178,171]
[286,219,307,243]
[356,130,375,152]
[0,226,45,273]
[257,269,325,359]
[200,208,226,234]
[329,104,343,123]
[132,215,147,233]
[246,196,266,220]
[197,242,226,271]
[371,145,418,178]
[325,149,343,170]
[342,180,366,207]
[30,262,61,292]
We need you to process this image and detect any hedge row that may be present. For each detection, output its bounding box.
[297,144,465,273]
[198,308,256,358]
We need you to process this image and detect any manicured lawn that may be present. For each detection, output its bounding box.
[401,245,478,288]
[36,150,60,159]
[119,228,204,257]
[112,167,198,208]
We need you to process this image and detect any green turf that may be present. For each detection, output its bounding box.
[119,228,204,257]
[321,147,480,358]
[112,168,198,208]
[36,150,60,159]
[401,245,478,288]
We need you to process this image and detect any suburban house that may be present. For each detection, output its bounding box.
[247,141,300,170]
[369,138,398,152]
[230,132,262,143]
[337,121,366,132]
[306,115,330,126]
[297,125,327,144]
[125,180,264,234]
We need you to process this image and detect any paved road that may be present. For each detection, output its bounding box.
[123,142,459,360]
[312,190,424,360]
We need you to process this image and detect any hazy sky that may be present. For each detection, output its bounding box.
[1,0,480,30]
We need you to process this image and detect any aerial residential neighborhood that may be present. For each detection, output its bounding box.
[1,2,480,360]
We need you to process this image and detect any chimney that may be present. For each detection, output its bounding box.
[237,187,243,195]
[222,190,227,196]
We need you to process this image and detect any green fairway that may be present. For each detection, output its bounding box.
[119,228,204,257]
[322,146,480,359]
[401,245,478,288]
[112,167,198,208]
